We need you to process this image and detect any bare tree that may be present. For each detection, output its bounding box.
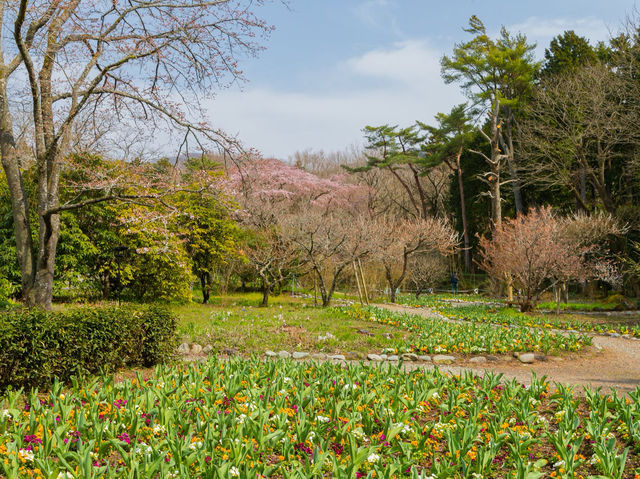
[408,253,449,298]
[518,62,640,214]
[371,215,457,303]
[0,0,271,307]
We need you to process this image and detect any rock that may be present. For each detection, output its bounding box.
[380,354,388,360]
[433,355,455,365]
[518,353,535,364]
[401,353,418,361]
[386,355,399,361]
[345,351,364,360]
[357,329,374,336]
[278,351,291,359]
[549,356,564,362]
[311,353,328,360]
[382,333,393,339]
[265,350,277,357]
[533,353,547,362]
[292,352,309,359]
[418,355,432,362]
[177,343,190,354]
[190,344,203,355]
[367,353,383,361]
[202,345,213,355]
[611,333,620,338]
[485,355,499,362]
[469,356,487,364]
[329,354,346,360]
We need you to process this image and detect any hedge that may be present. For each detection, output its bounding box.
[0,305,177,393]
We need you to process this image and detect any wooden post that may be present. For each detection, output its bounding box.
[357,258,369,305]
[353,261,364,305]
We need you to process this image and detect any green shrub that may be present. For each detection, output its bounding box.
[0,305,177,392]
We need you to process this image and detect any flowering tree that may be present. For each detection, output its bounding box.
[226,158,369,307]
[478,207,621,312]
[0,0,271,308]
[372,216,458,303]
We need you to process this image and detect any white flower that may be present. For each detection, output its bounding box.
[236,414,247,424]
[316,415,331,423]
[553,460,565,468]
[229,466,240,477]
[188,441,203,451]
[0,410,10,420]
[19,449,34,462]
[153,424,166,435]
[367,453,380,463]
[57,472,73,479]
[135,442,153,456]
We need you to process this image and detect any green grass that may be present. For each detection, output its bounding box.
[171,293,405,355]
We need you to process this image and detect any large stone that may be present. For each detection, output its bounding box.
[292,352,309,359]
[485,355,499,362]
[278,350,291,359]
[177,343,190,354]
[265,350,278,358]
[345,351,364,360]
[311,353,328,360]
[401,353,418,362]
[367,353,383,361]
[433,355,455,365]
[202,345,213,355]
[386,355,399,361]
[469,356,487,364]
[329,354,346,360]
[418,355,432,362]
[190,344,203,355]
[518,353,535,364]
[533,353,547,362]
[380,354,388,360]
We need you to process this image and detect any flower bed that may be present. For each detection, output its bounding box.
[1,358,638,478]
[400,296,640,338]
[347,306,591,355]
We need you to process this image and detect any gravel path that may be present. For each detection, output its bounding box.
[373,303,640,393]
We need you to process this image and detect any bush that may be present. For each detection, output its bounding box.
[0,305,177,392]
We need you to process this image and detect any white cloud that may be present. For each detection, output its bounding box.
[345,40,443,85]
[508,16,612,48]
[352,0,395,28]
[206,40,464,159]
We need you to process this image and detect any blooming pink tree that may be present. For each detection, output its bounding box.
[478,207,621,312]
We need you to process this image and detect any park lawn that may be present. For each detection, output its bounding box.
[171,293,406,356]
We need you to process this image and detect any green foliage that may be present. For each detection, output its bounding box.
[441,15,539,111]
[0,305,177,392]
[542,30,597,76]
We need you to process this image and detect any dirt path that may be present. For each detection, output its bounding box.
[373,303,640,393]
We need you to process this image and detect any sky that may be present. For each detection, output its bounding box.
[205,0,636,160]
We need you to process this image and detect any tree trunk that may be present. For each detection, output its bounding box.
[455,151,471,273]
[261,282,270,307]
[200,274,210,304]
[0,78,36,302]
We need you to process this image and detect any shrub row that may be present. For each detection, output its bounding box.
[0,305,177,392]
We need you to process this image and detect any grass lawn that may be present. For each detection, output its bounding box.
[171,293,405,356]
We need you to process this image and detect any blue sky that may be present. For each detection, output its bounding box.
[207,0,636,159]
